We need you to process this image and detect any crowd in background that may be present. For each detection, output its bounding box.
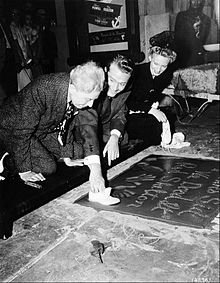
[0,0,57,103]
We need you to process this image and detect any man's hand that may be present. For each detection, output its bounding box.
[103,134,119,166]
[19,171,45,182]
[63,158,84,167]
[148,108,167,122]
[88,163,105,193]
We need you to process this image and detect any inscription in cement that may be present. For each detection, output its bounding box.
[77,155,219,228]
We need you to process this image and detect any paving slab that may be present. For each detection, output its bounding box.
[10,211,219,282]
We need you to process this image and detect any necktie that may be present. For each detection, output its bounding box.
[102,96,112,121]
[57,101,78,146]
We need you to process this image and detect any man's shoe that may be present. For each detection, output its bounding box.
[88,187,120,206]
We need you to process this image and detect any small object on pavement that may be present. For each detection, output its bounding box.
[91,240,105,263]
[90,240,111,263]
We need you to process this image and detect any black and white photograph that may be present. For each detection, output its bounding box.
[0,0,219,282]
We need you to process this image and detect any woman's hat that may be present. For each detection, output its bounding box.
[149,30,176,51]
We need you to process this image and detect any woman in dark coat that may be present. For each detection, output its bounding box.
[126,42,177,147]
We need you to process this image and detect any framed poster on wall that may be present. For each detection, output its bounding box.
[86,0,128,53]
[86,0,140,62]
[65,0,140,66]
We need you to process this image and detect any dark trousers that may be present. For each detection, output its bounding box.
[0,132,61,177]
[126,113,162,146]
[28,133,61,174]
[126,107,176,147]
[0,49,18,97]
[41,59,55,74]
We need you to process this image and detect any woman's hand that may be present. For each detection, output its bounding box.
[148,108,167,122]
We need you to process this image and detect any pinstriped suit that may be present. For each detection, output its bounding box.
[0,72,100,174]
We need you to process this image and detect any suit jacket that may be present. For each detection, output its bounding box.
[127,62,174,113]
[94,82,131,141]
[0,73,100,172]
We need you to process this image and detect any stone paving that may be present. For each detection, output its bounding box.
[0,102,219,282]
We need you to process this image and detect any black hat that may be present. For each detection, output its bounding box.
[149,30,176,51]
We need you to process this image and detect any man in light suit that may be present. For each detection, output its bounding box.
[0,61,119,204]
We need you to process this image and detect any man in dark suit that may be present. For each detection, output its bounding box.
[0,61,117,200]
[94,55,134,167]
[174,0,211,68]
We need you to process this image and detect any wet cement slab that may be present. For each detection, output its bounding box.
[76,155,219,229]
[0,102,219,282]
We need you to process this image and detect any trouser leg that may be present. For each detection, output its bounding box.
[160,106,177,135]
[1,49,18,97]
[29,133,61,175]
[126,113,162,146]
[0,132,61,176]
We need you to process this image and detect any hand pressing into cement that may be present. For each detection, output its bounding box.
[88,163,105,193]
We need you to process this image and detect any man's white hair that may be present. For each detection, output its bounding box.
[70,61,105,94]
